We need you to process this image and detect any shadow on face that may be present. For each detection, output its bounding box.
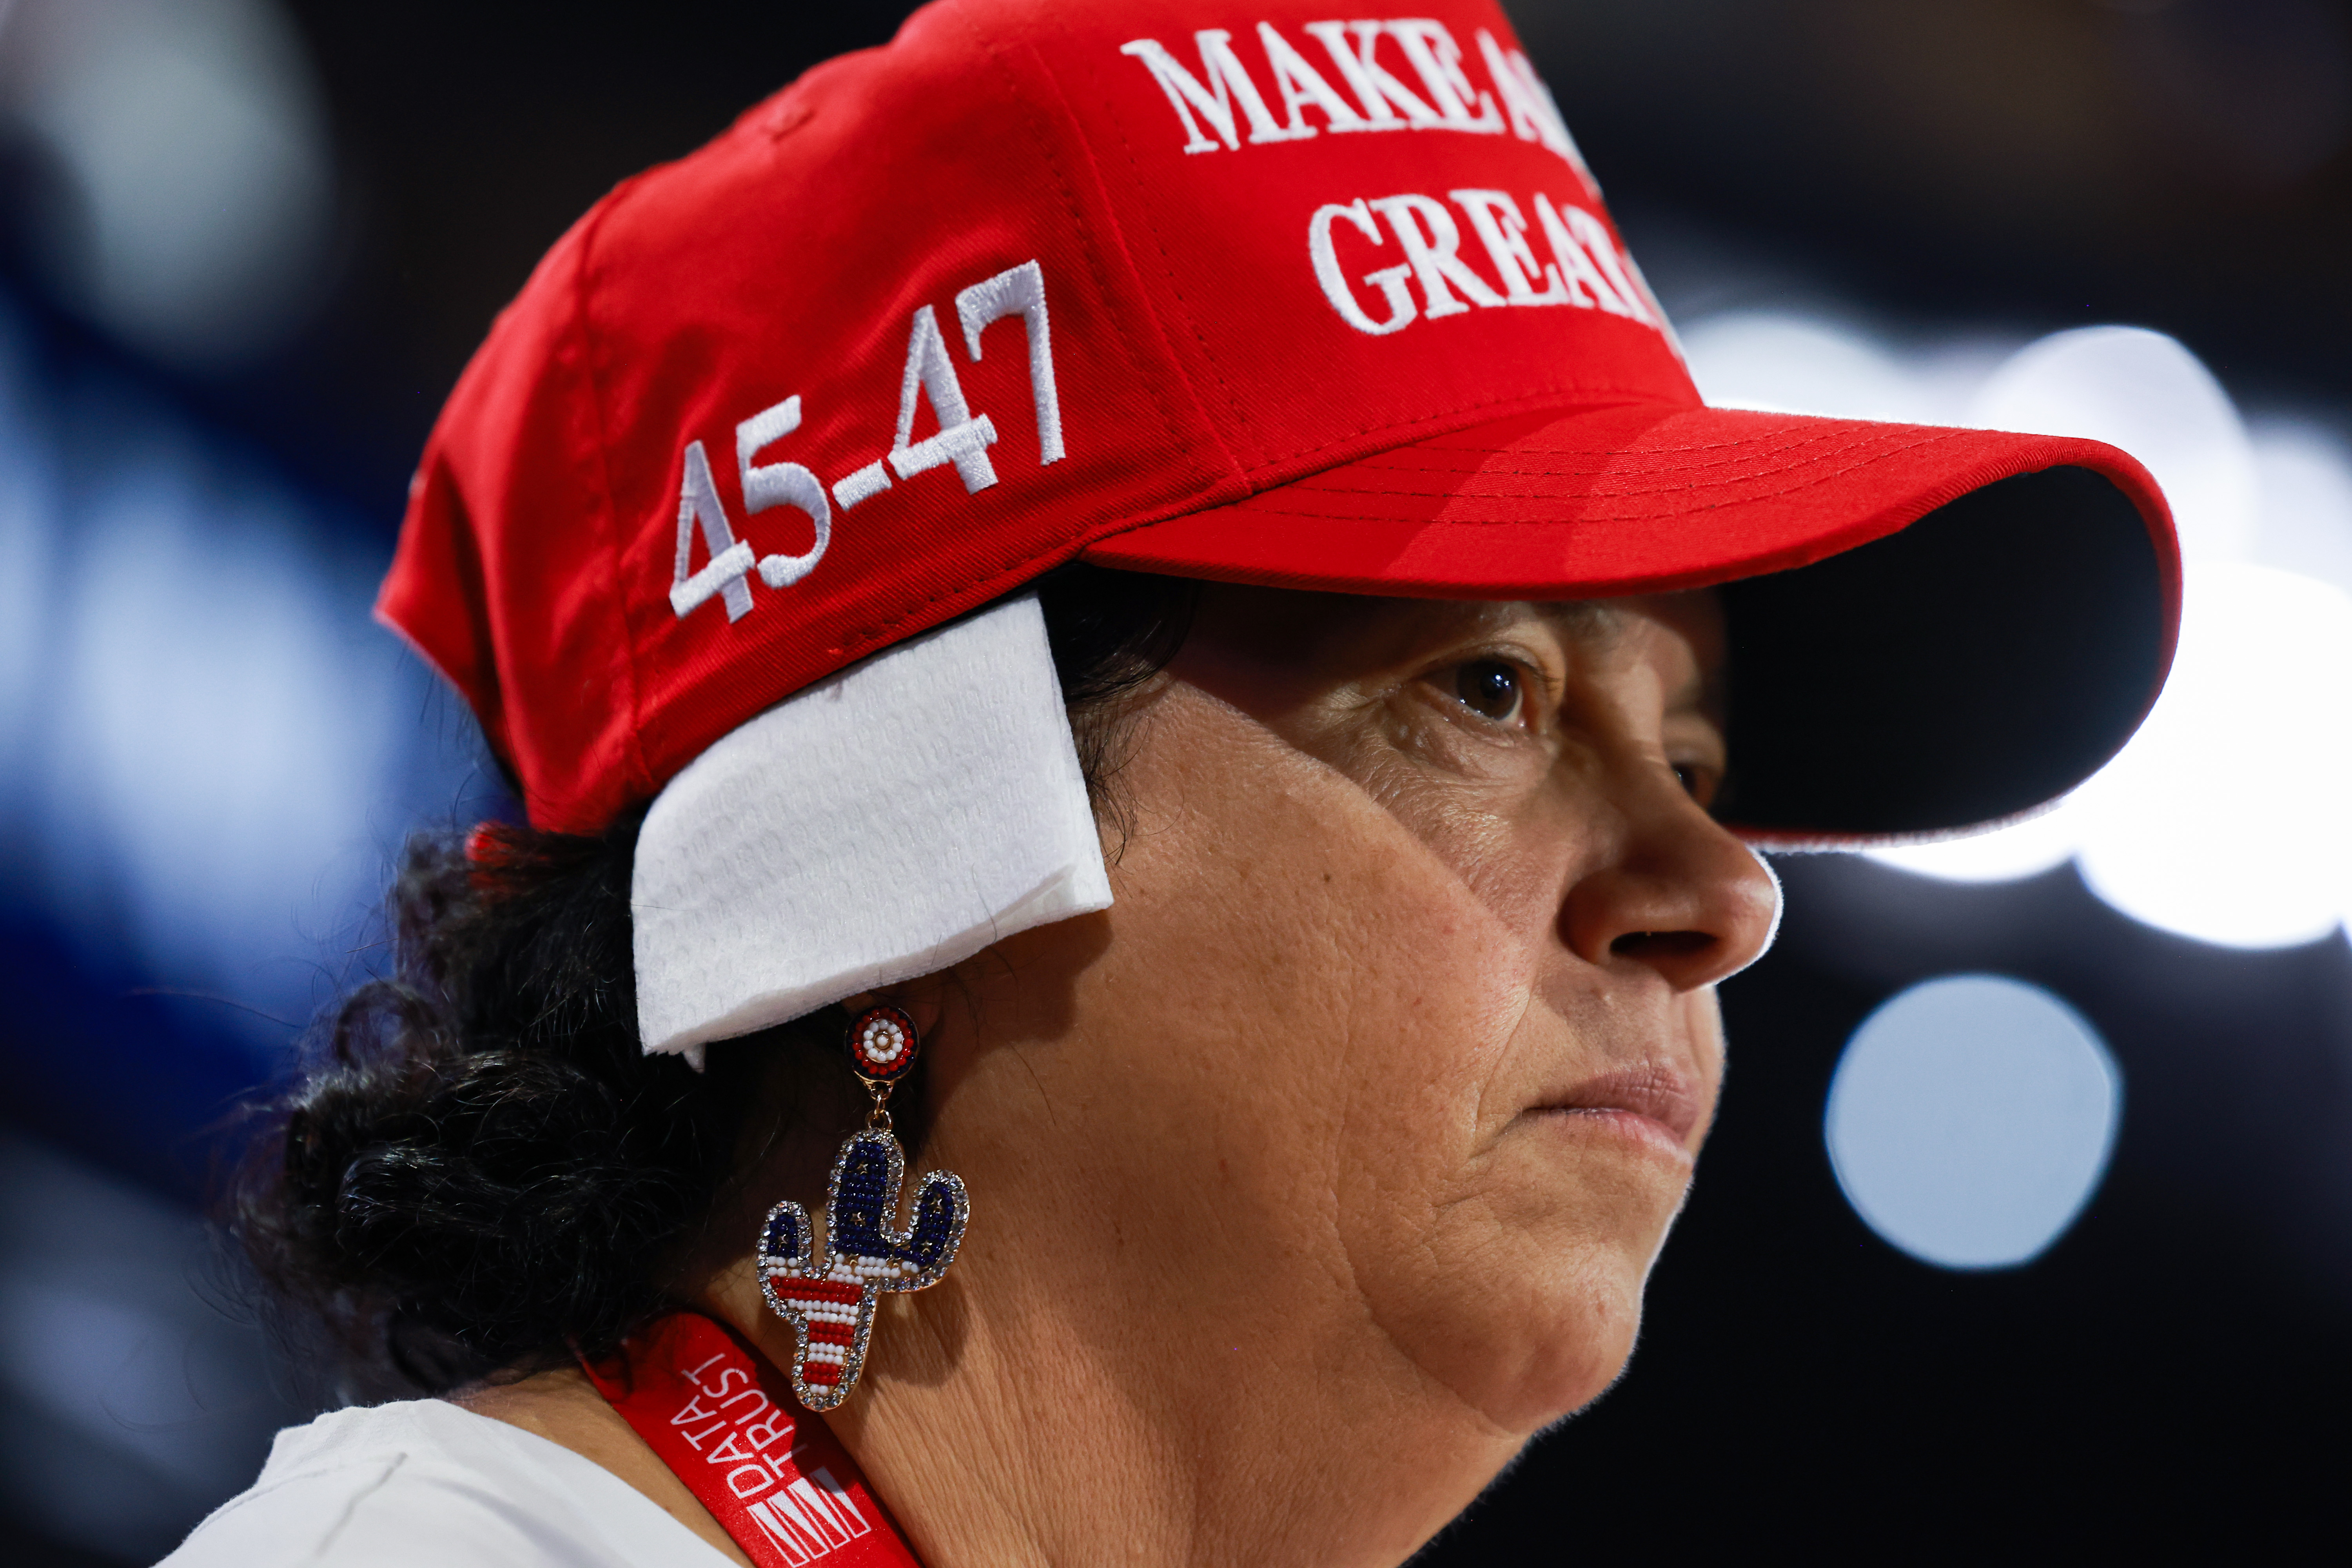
[882,587,1781,1461]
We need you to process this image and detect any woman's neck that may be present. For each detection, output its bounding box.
[715,1258,1520,1568]
[453,1272,1516,1568]
[451,1365,759,1568]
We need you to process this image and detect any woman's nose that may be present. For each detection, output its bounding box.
[1559,777,1782,992]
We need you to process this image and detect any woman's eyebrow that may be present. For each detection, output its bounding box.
[1688,658,1730,725]
[1383,599,1565,661]
[1526,601,1620,670]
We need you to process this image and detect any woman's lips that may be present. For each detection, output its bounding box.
[1535,1065,1704,1147]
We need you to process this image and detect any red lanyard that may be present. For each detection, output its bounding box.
[583,1310,922,1567]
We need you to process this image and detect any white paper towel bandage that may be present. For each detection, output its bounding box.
[632,594,1111,1066]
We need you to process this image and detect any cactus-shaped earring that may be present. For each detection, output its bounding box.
[755,1004,969,1410]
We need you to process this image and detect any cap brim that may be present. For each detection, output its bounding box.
[1083,403,2179,840]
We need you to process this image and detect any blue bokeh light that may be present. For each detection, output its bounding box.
[1826,973,2122,1270]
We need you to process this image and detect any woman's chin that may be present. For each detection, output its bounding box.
[1512,1267,1653,1427]
[1372,1236,1660,1436]
[1457,1310,1646,1434]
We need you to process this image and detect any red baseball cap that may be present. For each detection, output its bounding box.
[383,0,2178,840]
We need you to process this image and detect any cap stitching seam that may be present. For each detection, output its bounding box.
[1294,425,1932,487]
[826,463,1272,654]
[1227,429,1970,519]
[1347,422,1899,471]
[1239,383,1686,477]
[1399,422,1937,459]
[827,535,1093,655]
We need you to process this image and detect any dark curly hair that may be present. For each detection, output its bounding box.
[232,564,1197,1400]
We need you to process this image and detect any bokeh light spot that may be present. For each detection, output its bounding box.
[2073,563,2352,947]
[1826,975,2122,1270]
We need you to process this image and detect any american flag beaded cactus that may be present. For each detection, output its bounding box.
[756,1005,969,1410]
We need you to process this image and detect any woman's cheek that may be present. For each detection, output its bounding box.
[1111,685,1662,1431]
[1673,988,1729,1153]
[1337,731,1585,927]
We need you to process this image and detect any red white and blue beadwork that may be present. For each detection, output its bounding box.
[756,1007,969,1411]
[849,1005,920,1083]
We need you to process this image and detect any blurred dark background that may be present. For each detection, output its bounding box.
[0,2,2343,1561]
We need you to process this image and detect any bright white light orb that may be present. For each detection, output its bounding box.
[1969,327,2256,564]
[0,0,333,369]
[1869,564,2352,944]
[2249,418,2352,599]
[1684,306,2352,948]
[1864,800,2081,884]
[1679,311,2006,425]
[1826,975,2121,1270]
[2072,563,2352,948]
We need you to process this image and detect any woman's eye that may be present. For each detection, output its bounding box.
[1453,660,1525,724]
[1673,762,1719,807]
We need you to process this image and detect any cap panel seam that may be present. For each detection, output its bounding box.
[568,181,658,807]
[705,7,1235,694]
[961,9,1221,481]
[1063,24,1262,467]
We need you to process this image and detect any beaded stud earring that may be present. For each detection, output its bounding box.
[754,1004,969,1410]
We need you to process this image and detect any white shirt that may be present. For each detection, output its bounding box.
[161,1398,733,1567]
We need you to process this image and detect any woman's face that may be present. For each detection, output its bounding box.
[832,586,1779,1530]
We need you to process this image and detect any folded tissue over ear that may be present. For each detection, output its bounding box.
[632,594,1111,1067]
